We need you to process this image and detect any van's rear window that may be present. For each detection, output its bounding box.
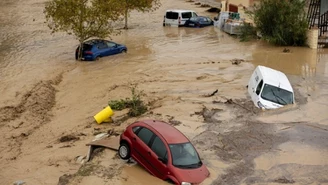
[182,12,192,19]
[166,12,179,19]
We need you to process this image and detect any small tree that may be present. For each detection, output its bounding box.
[249,0,308,46]
[117,0,161,29]
[44,0,123,60]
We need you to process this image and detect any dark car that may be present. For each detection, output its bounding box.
[184,16,214,28]
[75,39,127,61]
[118,120,210,185]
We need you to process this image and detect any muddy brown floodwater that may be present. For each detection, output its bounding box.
[0,0,328,185]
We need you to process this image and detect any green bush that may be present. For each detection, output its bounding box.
[108,86,147,117]
[239,22,258,42]
[250,0,308,46]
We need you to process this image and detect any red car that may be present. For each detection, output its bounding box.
[118,120,210,185]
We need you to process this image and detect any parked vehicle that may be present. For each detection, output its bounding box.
[163,9,198,27]
[184,16,214,28]
[75,39,127,61]
[247,65,295,109]
[118,120,210,185]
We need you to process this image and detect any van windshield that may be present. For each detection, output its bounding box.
[261,84,294,105]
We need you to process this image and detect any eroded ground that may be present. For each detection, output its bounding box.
[0,0,328,185]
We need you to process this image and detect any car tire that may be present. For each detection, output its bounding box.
[122,49,127,53]
[118,142,130,160]
[95,56,100,61]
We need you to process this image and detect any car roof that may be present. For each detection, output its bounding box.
[84,39,109,45]
[257,65,294,92]
[166,9,195,13]
[136,120,189,144]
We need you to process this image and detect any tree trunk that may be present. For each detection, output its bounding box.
[124,6,128,29]
[78,42,83,61]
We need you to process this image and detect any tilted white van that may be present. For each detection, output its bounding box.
[247,65,295,109]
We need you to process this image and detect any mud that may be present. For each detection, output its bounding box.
[0,0,328,185]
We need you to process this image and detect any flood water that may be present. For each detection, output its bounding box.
[0,0,328,185]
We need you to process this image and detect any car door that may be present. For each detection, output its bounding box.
[252,79,263,104]
[133,127,156,175]
[97,42,109,56]
[106,41,120,55]
[148,135,169,179]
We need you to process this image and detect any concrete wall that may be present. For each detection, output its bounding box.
[306,29,319,49]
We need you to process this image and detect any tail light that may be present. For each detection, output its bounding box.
[178,16,181,24]
[85,51,93,55]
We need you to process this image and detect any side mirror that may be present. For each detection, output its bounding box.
[158,157,167,164]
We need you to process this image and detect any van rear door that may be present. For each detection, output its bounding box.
[165,11,179,26]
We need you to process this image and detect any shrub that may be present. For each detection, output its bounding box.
[249,0,308,46]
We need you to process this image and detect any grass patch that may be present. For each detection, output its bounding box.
[108,86,147,117]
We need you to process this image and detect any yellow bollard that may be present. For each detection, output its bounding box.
[94,106,114,124]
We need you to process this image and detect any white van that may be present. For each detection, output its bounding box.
[247,65,295,109]
[163,10,198,27]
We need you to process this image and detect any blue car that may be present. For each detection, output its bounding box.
[75,39,127,61]
[184,16,214,28]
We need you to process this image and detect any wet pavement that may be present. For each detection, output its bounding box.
[0,0,328,185]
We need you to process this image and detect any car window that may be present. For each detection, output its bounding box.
[192,12,198,17]
[256,80,263,95]
[150,136,167,160]
[166,12,178,19]
[106,41,116,48]
[132,126,140,133]
[261,84,294,105]
[182,12,192,19]
[137,128,154,145]
[82,44,93,51]
[97,42,108,49]
[189,17,196,21]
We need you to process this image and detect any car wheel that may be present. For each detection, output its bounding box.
[118,142,130,160]
[95,56,100,61]
[122,49,127,53]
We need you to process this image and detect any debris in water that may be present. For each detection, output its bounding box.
[59,135,80,142]
[13,180,25,185]
[273,176,295,184]
[207,7,220,13]
[203,89,218,97]
[283,48,290,53]
[231,58,245,65]
[58,174,74,185]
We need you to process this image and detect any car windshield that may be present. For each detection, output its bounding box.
[261,84,294,105]
[169,142,202,169]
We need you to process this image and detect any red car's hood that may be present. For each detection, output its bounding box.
[173,164,210,184]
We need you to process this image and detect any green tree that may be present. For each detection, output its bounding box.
[44,0,123,60]
[249,0,308,46]
[118,0,161,29]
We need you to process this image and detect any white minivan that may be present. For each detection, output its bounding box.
[163,9,198,27]
[247,65,295,109]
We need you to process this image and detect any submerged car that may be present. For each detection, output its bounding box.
[247,65,295,109]
[184,16,214,28]
[75,39,127,61]
[118,120,210,185]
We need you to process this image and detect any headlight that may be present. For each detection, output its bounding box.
[181,182,191,185]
